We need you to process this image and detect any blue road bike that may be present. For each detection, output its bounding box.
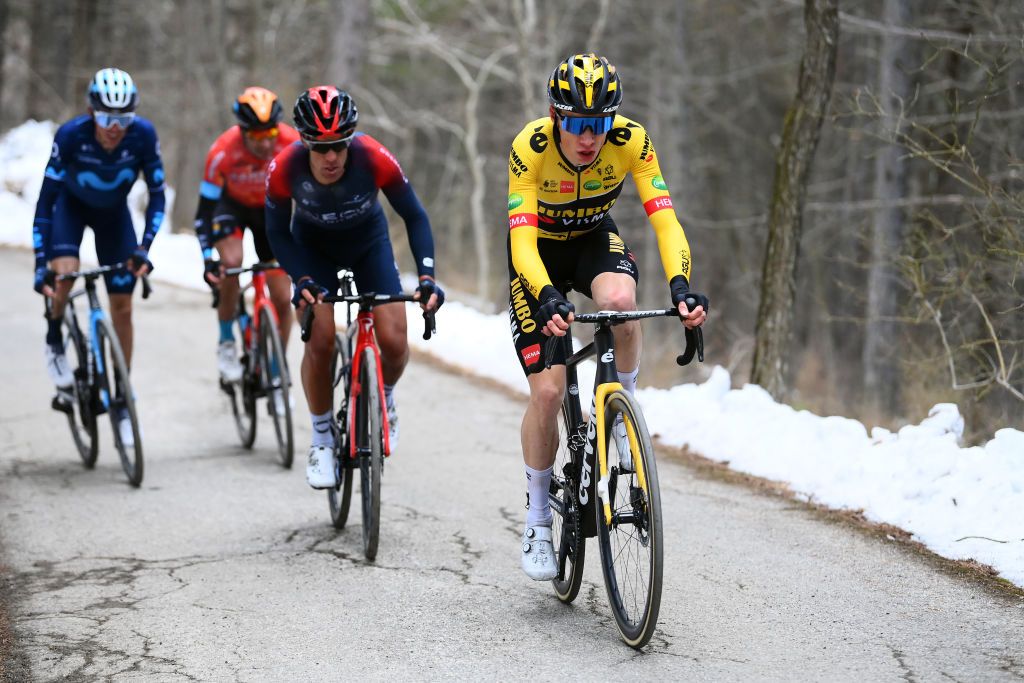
[51,264,151,487]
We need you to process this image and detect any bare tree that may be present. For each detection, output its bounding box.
[863,0,914,415]
[750,0,839,399]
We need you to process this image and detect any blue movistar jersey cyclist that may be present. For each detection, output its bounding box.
[32,113,166,286]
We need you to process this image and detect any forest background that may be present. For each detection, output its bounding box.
[1,0,1021,441]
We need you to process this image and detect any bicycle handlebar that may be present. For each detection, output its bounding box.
[57,263,153,299]
[527,299,706,375]
[299,292,437,343]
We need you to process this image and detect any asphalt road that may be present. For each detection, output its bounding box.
[1,247,1023,681]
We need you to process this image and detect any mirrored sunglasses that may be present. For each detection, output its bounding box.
[245,126,279,141]
[304,136,351,154]
[94,111,136,130]
[558,114,615,136]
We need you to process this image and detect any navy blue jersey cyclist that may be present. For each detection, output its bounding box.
[32,67,166,445]
[266,85,443,489]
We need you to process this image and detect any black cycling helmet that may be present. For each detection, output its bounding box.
[233,87,283,130]
[292,86,358,141]
[547,53,622,115]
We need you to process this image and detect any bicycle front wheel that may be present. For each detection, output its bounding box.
[230,299,257,448]
[597,390,663,649]
[328,332,353,529]
[259,307,293,468]
[61,316,98,467]
[357,346,383,561]
[97,318,143,487]
[550,400,586,603]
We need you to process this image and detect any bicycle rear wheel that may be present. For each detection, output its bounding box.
[259,307,293,468]
[61,316,98,467]
[358,346,383,561]
[550,400,586,603]
[596,390,663,649]
[96,318,144,487]
[229,303,257,448]
[328,332,354,529]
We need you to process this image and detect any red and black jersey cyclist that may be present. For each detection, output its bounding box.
[507,54,708,580]
[265,86,443,489]
[194,87,300,386]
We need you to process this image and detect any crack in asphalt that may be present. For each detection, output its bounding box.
[889,645,918,682]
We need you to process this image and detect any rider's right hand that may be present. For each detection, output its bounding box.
[203,258,221,289]
[291,276,328,309]
[536,285,574,337]
[34,266,55,297]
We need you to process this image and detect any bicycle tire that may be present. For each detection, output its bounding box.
[596,390,663,649]
[230,303,257,449]
[358,346,383,561]
[61,316,98,467]
[97,318,144,487]
[328,332,354,529]
[260,307,293,468]
[550,401,586,603]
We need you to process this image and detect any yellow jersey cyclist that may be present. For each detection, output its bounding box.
[507,53,708,580]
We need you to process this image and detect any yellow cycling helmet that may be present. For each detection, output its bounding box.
[548,53,622,115]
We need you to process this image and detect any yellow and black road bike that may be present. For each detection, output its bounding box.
[533,296,705,649]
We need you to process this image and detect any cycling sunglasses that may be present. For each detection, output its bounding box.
[303,135,352,154]
[245,126,279,141]
[94,111,136,130]
[558,114,615,136]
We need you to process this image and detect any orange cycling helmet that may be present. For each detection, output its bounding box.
[234,87,283,130]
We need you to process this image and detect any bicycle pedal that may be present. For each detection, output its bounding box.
[51,392,74,415]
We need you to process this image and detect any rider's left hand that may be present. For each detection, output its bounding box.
[126,248,153,277]
[414,276,445,312]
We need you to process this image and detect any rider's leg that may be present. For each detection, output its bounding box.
[267,271,293,348]
[522,365,566,524]
[373,302,409,387]
[591,271,641,378]
[108,293,134,368]
[300,302,336,419]
[215,234,243,337]
[48,256,80,333]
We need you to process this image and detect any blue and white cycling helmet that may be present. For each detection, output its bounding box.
[87,68,139,113]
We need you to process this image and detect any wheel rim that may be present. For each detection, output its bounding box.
[551,406,585,602]
[260,310,293,468]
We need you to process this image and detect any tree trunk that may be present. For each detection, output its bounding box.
[863,0,913,416]
[329,0,369,85]
[750,0,838,399]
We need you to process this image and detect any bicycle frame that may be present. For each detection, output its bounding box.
[225,264,284,355]
[558,322,624,538]
[64,281,112,410]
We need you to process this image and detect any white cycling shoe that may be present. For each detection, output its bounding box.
[45,344,74,389]
[306,444,337,489]
[521,525,558,581]
[217,341,243,383]
[116,408,135,449]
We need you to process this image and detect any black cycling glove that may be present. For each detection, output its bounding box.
[203,259,221,289]
[536,285,574,328]
[669,275,709,314]
[416,276,446,311]
[34,266,55,295]
[291,277,328,307]
[126,247,153,275]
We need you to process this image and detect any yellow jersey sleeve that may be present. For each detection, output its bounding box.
[507,118,553,299]
[623,124,693,283]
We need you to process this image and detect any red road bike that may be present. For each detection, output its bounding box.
[300,272,435,560]
[219,262,294,467]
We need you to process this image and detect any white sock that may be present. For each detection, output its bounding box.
[384,383,395,408]
[525,465,553,527]
[617,366,639,395]
[311,410,334,448]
